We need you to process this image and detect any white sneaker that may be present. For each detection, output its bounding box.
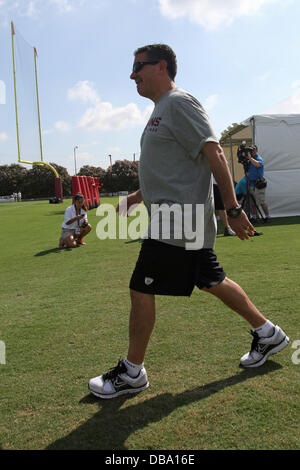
[224,227,236,236]
[88,359,149,399]
[240,325,289,368]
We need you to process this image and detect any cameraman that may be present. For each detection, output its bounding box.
[248,145,270,222]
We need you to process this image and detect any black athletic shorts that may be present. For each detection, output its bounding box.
[213,184,225,211]
[129,238,226,296]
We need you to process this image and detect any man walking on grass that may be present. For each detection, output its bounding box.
[88,44,289,399]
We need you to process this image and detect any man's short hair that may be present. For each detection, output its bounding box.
[134,44,177,80]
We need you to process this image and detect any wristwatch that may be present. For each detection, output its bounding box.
[226,205,242,218]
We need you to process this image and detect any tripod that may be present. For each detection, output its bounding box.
[240,166,264,221]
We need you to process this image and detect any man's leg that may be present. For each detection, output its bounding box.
[249,187,257,219]
[127,290,156,365]
[88,289,154,398]
[261,203,270,218]
[202,276,266,328]
[203,277,289,367]
[255,188,270,219]
[218,210,236,236]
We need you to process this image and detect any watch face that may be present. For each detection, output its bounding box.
[227,206,242,218]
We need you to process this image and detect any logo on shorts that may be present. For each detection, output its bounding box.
[145,277,154,286]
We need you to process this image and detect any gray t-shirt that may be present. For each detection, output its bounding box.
[139,87,219,249]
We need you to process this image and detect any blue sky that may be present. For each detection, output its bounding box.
[1,0,300,176]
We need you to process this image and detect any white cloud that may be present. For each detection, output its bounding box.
[68,150,96,170]
[78,102,152,131]
[0,131,8,141]
[76,151,95,161]
[265,88,300,113]
[158,0,286,30]
[68,81,100,104]
[54,120,71,132]
[259,70,272,81]
[49,0,73,14]
[107,146,121,153]
[68,80,153,131]
[291,80,300,89]
[0,0,83,20]
[26,1,38,18]
[204,94,219,112]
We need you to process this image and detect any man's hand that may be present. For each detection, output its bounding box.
[203,142,256,240]
[116,189,143,216]
[228,210,255,240]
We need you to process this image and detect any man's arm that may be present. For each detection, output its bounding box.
[116,189,143,215]
[249,157,261,168]
[203,142,254,240]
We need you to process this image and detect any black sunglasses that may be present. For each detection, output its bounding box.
[132,61,159,73]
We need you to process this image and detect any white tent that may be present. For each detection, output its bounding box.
[220,114,300,217]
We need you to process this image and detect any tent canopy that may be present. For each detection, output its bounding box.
[220,114,300,217]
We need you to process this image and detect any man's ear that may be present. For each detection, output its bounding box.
[159,59,168,74]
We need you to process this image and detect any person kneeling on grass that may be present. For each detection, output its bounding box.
[59,193,91,248]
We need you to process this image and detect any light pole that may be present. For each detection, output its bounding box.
[108,154,112,192]
[74,145,78,175]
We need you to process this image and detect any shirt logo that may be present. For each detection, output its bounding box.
[145,277,154,285]
[145,116,162,133]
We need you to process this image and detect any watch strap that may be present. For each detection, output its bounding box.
[226,205,242,218]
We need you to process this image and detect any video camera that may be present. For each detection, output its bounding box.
[237,141,254,170]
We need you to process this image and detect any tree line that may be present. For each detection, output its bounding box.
[0,160,139,199]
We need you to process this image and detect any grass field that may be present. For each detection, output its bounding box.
[0,198,299,450]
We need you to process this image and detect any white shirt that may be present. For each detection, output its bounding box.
[61,205,88,229]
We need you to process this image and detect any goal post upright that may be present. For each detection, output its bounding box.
[34,47,44,163]
[10,21,62,198]
[11,21,21,164]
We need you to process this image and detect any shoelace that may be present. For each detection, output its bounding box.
[250,327,276,353]
[249,330,260,352]
[102,360,127,381]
